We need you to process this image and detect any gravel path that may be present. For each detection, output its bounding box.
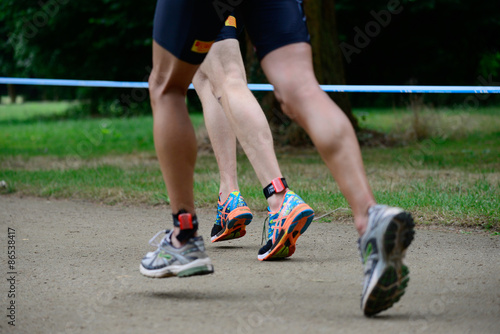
[1,196,499,334]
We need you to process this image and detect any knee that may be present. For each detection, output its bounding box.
[148,68,186,108]
[148,70,165,109]
[274,82,320,119]
[192,69,209,95]
[215,64,247,99]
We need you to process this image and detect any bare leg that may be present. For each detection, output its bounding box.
[194,39,286,211]
[149,41,200,246]
[260,43,376,235]
[192,66,239,202]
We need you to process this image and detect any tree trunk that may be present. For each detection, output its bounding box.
[304,0,359,131]
[7,84,17,104]
[243,1,358,146]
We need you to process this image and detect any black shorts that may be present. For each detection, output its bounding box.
[240,0,310,60]
[215,12,244,42]
[153,0,310,64]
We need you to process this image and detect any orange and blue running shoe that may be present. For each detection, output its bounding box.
[210,191,253,243]
[258,190,314,261]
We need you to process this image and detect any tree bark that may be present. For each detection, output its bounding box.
[304,0,359,130]
[7,84,17,104]
[243,1,358,146]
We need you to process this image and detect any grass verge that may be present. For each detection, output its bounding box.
[1,102,499,232]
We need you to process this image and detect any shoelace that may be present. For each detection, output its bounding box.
[260,207,348,245]
[148,230,169,248]
[261,216,269,245]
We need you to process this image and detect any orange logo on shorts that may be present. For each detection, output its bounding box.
[225,15,237,28]
[191,40,214,54]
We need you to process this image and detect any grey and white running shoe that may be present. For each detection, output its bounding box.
[358,205,415,316]
[140,230,214,278]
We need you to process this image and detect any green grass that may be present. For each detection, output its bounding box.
[0,101,72,121]
[361,133,500,173]
[0,101,205,157]
[1,101,499,231]
[354,106,500,135]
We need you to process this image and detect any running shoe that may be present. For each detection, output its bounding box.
[140,230,214,278]
[211,191,253,243]
[359,205,415,316]
[258,190,314,261]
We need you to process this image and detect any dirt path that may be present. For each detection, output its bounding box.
[1,196,499,334]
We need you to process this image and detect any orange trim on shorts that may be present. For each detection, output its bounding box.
[191,40,214,54]
[225,15,237,28]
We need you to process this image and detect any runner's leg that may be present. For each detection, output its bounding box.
[195,38,286,212]
[260,43,376,235]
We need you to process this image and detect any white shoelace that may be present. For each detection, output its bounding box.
[261,216,269,245]
[148,230,169,248]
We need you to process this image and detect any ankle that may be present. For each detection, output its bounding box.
[267,192,285,212]
[353,198,377,236]
[171,227,198,247]
[218,189,238,203]
[355,217,368,236]
[171,210,199,247]
[171,228,184,247]
[263,177,287,212]
[354,206,376,236]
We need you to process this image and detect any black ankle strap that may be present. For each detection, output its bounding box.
[263,178,288,199]
[173,210,198,242]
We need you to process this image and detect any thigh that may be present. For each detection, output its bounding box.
[149,41,199,96]
[153,0,231,65]
[198,39,247,96]
[194,11,246,97]
[241,0,310,61]
[260,43,319,105]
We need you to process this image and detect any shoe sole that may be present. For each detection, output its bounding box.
[258,203,314,261]
[363,211,415,317]
[211,208,253,243]
[140,258,214,278]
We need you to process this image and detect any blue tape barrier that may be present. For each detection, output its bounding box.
[1,77,499,94]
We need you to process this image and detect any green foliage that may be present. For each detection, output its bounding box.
[335,0,500,107]
[1,0,155,113]
[1,0,499,111]
[3,0,154,80]
[478,52,500,78]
